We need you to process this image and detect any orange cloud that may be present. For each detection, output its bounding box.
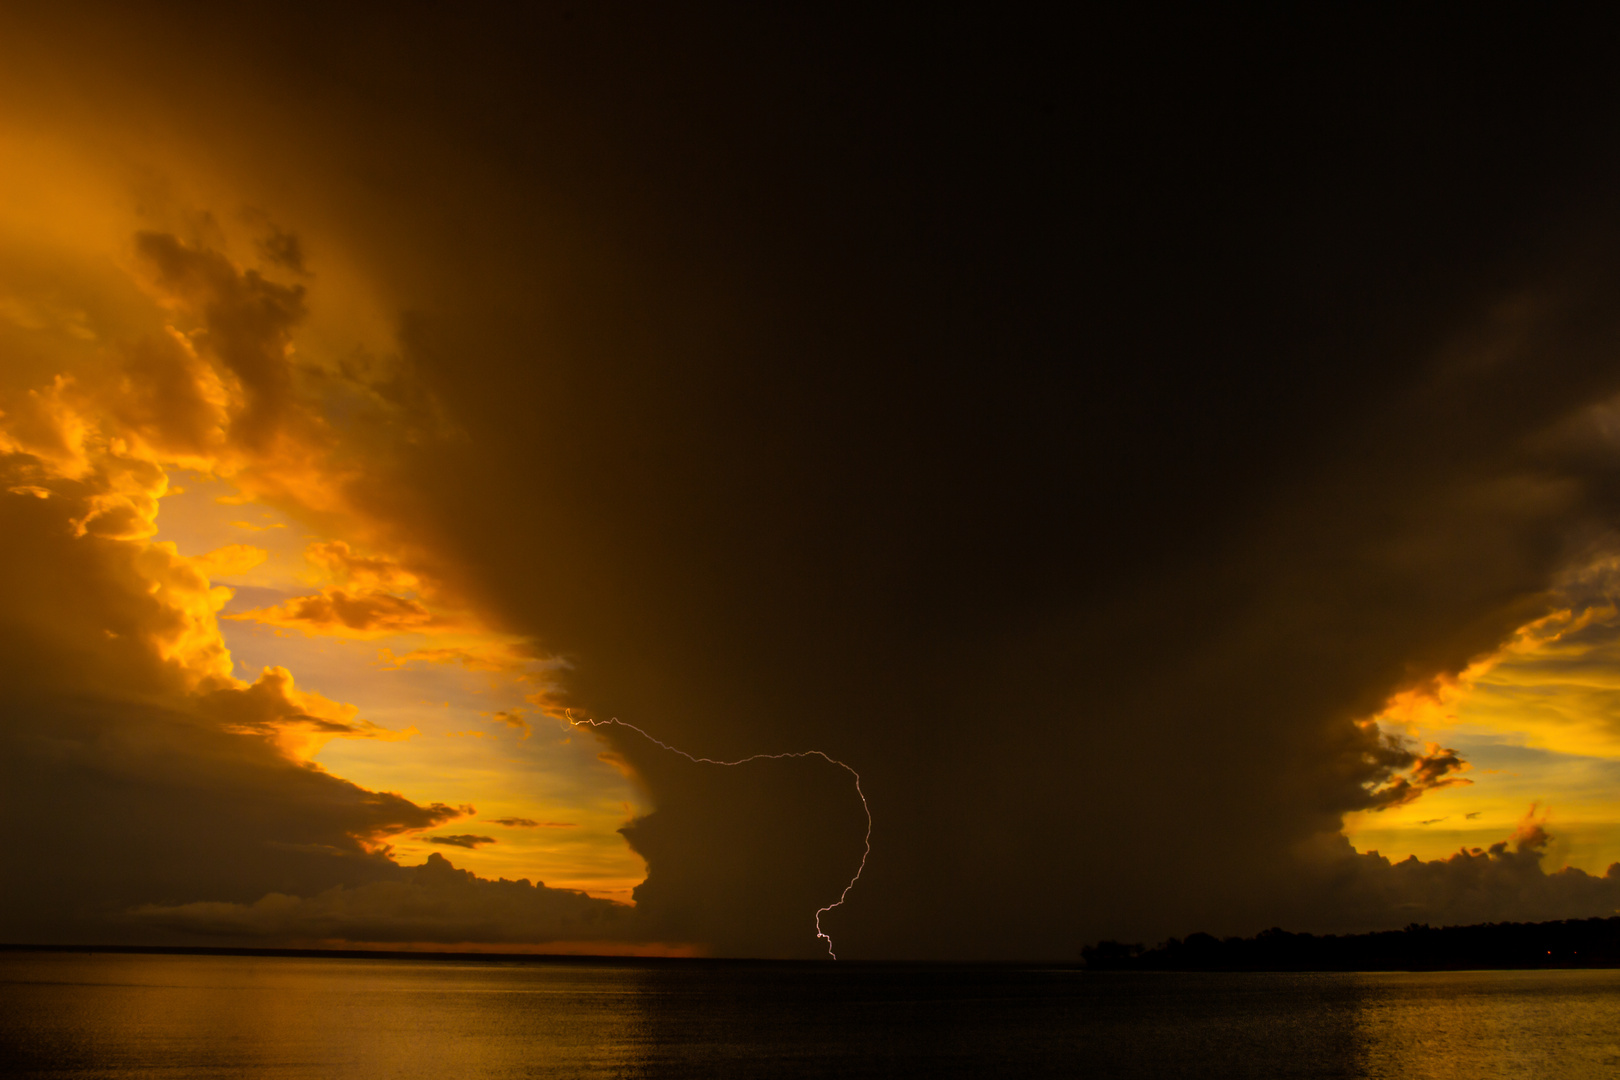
[229,540,490,641]
[193,543,268,578]
[230,587,448,637]
[200,664,418,760]
[306,540,419,592]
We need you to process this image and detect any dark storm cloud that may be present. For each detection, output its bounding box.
[353,11,1620,954]
[10,4,1620,957]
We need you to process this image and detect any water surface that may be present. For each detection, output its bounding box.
[3,952,1619,1078]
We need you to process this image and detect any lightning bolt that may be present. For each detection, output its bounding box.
[568,714,871,960]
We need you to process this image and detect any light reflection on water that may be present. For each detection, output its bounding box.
[3,953,1620,1078]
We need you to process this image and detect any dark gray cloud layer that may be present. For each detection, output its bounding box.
[9,5,1620,957]
[131,853,634,945]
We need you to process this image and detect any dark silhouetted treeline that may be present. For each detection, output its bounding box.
[1082,917,1620,971]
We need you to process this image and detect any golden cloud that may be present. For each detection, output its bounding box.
[230,588,448,637]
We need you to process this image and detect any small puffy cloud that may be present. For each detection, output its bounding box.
[428,834,496,849]
[489,708,531,739]
[193,543,268,578]
[306,540,418,592]
[256,226,308,276]
[1512,806,1553,852]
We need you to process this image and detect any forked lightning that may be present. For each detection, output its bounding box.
[568,714,871,959]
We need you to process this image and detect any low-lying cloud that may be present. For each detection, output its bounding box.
[132,853,636,945]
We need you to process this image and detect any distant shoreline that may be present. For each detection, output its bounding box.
[1082,915,1620,972]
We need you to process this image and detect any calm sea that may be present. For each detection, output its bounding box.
[3,951,1619,1078]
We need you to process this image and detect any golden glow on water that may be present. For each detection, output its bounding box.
[5,953,1620,1078]
[1355,969,1620,1078]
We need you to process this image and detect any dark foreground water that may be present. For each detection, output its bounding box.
[4,952,1620,1079]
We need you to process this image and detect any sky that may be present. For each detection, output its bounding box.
[8,6,1620,960]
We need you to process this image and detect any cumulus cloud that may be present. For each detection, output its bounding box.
[0,475,460,939]
[1293,814,1620,932]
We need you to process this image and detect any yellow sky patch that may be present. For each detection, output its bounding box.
[1346,568,1620,874]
